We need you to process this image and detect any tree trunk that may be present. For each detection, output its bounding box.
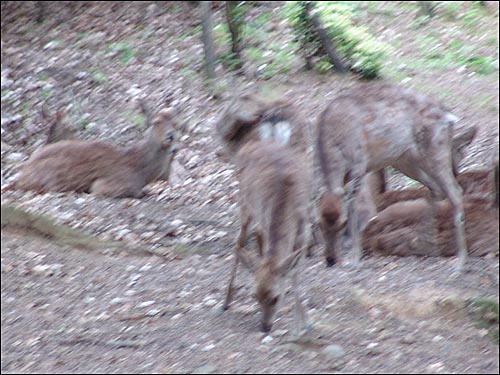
[201,1,216,79]
[418,1,435,17]
[36,1,46,23]
[304,2,347,73]
[225,1,243,70]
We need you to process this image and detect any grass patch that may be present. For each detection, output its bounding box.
[108,41,137,64]
[469,297,499,344]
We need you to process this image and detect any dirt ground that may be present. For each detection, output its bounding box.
[1,2,499,374]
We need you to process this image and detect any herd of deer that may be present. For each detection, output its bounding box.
[2,82,498,335]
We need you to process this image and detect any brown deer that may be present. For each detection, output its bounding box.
[215,91,310,160]
[223,140,311,335]
[215,90,319,252]
[6,106,179,198]
[362,160,499,258]
[317,82,469,270]
[43,109,77,145]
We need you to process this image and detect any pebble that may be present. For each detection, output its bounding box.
[137,300,155,308]
[261,335,273,344]
[6,152,24,162]
[31,264,63,277]
[192,364,217,374]
[201,343,216,352]
[146,308,161,317]
[322,344,345,359]
[203,298,218,307]
[110,297,129,305]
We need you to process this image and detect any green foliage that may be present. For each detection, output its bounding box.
[128,112,146,130]
[417,34,498,75]
[213,3,296,79]
[108,41,137,64]
[284,1,391,78]
[469,297,499,344]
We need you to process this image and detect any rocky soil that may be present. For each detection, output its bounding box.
[1,2,499,373]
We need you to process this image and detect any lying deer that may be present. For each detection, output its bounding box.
[317,82,469,270]
[362,160,499,258]
[223,140,311,335]
[5,105,179,198]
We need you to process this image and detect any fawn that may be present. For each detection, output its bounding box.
[6,105,179,198]
[362,159,499,258]
[223,140,311,335]
[317,82,469,270]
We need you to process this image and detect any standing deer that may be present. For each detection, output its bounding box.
[215,91,309,159]
[317,82,469,270]
[223,140,311,335]
[215,90,320,254]
[6,105,179,198]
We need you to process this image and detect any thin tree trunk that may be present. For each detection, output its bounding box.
[418,1,435,17]
[304,2,347,73]
[201,1,216,79]
[225,1,243,69]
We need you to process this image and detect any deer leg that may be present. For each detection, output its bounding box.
[223,218,250,310]
[291,266,311,337]
[346,175,363,266]
[426,169,467,271]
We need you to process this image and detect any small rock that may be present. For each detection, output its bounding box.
[146,308,161,317]
[137,301,155,308]
[74,197,87,205]
[126,85,142,98]
[400,334,416,345]
[203,298,218,307]
[7,152,24,162]
[322,344,345,359]
[192,364,217,374]
[31,264,63,277]
[110,297,129,305]
[171,219,184,227]
[427,362,445,373]
[432,335,444,342]
[201,343,216,352]
[116,229,131,240]
[171,313,183,320]
[261,335,273,344]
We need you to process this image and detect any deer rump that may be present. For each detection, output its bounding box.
[216,94,307,157]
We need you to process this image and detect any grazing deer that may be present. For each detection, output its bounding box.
[223,140,311,335]
[5,105,179,198]
[317,82,469,270]
[362,160,499,258]
[215,91,310,160]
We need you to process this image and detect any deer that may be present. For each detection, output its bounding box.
[362,159,499,258]
[42,106,77,145]
[222,140,312,335]
[215,91,310,159]
[215,91,321,251]
[316,82,471,271]
[4,103,180,198]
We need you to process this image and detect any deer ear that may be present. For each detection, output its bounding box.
[276,250,302,276]
[237,248,257,273]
